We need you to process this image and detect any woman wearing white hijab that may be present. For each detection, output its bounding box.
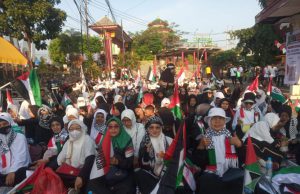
[135,116,172,194]
[121,109,145,166]
[0,113,30,187]
[56,119,96,191]
[90,109,107,144]
[242,113,284,163]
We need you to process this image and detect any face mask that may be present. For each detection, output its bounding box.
[69,130,82,140]
[0,126,11,135]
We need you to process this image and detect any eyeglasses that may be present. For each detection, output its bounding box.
[108,125,119,129]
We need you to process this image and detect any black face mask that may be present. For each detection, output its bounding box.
[0,125,11,135]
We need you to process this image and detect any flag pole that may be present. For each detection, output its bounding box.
[0,82,11,90]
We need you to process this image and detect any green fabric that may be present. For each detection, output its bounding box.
[245,162,261,175]
[106,117,133,150]
[171,105,182,120]
[29,69,41,106]
[207,149,216,165]
[12,125,24,134]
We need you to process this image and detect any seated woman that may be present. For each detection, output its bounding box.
[242,113,284,165]
[193,108,242,194]
[135,116,173,194]
[0,113,31,187]
[121,109,145,168]
[90,109,107,144]
[87,117,135,194]
[34,116,68,168]
[56,119,95,192]
[278,105,299,158]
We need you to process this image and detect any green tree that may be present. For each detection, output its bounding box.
[209,49,239,67]
[130,19,182,60]
[0,0,66,66]
[48,31,102,65]
[230,24,281,66]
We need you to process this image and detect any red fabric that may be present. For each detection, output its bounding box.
[245,135,258,165]
[56,163,80,176]
[176,67,184,79]
[164,124,182,161]
[1,154,6,168]
[225,138,237,159]
[267,77,272,95]
[248,76,259,92]
[95,133,102,145]
[17,72,30,81]
[240,107,245,118]
[6,89,13,104]
[153,56,157,76]
[101,129,111,174]
[32,167,67,194]
[169,82,180,109]
[142,93,154,106]
[17,163,45,191]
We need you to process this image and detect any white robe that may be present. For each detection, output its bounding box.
[0,133,31,175]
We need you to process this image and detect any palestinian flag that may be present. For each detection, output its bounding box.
[164,123,197,191]
[147,66,156,82]
[61,93,72,107]
[272,166,300,193]
[136,83,143,105]
[271,86,287,104]
[177,67,185,86]
[169,82,182,120]
[6,89,14,105]
[135,69,141,86]
[11,70,41,106]
[243,136,262,194]
[90,127,112,180]
[248,76,259,93]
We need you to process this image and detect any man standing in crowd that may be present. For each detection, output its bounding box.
[230,64,237,85]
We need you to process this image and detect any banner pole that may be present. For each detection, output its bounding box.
[0,82,11,90]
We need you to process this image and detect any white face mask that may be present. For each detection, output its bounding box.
[69,130,82,140]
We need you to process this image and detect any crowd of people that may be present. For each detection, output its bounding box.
[0,63,299,194]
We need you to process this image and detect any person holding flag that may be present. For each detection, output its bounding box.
[193,108,243,194]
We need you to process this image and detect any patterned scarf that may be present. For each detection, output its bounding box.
[38,106,54,129]
[204,128,238,177]
[0,130,17,169]
[48,128,68,153]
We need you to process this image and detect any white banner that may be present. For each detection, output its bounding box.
[285,30,300,85]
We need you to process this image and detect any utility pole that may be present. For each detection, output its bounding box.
[85,0,89,52]
[73,0,83,55]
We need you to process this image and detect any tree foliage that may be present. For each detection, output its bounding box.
[130,19,182,60]
[230,24,281,66]
[0,0,66,54]
[48,30,103,65]
[208,49,239,67]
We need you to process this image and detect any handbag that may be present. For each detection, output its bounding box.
[56,163,80,176]
[105,166,128,185]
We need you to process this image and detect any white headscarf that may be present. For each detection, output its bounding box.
[57,119,95,168]
[264,113,280,129]
[160,98,170,108]
[114,95,123,104]
[63,107,82,124]
[90,109,107,140]
[121,109,137,137]
[19,100,31,119]
[242,113,279,144]
[91,92,107,109]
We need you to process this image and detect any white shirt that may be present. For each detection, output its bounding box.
[230,67,237,76]
[0,133,31,174]
[232,107,263,130]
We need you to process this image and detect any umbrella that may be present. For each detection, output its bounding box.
[0,37,28,65]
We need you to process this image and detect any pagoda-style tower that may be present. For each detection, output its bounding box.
[90,16,131,70]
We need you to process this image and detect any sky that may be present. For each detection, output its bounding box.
[58,0,262,49]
